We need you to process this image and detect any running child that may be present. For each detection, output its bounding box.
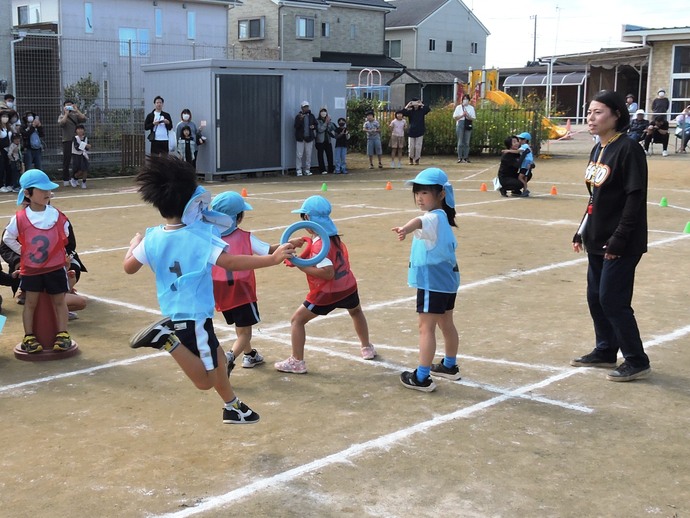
[363,110,383,169]
[209,190,303,375]
[3,169,73,353]
[389,110,407,168]
[275,195,376,373]
[124,155,295,424]
[391,168,460,392]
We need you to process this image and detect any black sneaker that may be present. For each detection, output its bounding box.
[223,400,260,424]
[607,361,651,382]
[570,350,617,368]
[130,317,175,349]
[430,361,461,380]
[499,188,508,197]
[400,370,436,392]
[226,352,236,377]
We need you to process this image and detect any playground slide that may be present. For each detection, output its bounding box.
[485,90,569,140]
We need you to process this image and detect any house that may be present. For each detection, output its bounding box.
[227,0,403,86]
[384,0,489,107]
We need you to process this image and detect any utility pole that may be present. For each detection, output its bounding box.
[530,15,537,63]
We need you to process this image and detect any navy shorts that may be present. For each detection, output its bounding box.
[172,318,219,370]
[221,302,260,328]
[20,268,70,294]
[304,290,360,316]
[416,289,456,314]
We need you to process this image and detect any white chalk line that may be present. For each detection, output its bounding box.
[153,369,583,518]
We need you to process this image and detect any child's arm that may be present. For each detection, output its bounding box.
[216,242,294,271]
[268,237,304,254]
[391,217,422,241]
[296,264,334,280]
[123,233,144,274]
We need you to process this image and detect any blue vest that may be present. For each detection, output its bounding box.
[408,209,460,293]
[144,221,224,321]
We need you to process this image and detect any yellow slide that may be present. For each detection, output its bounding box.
[484,90,568,140]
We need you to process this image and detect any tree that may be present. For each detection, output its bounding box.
[63,73,100,114]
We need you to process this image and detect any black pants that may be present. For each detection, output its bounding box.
[150,140,169,156]
[498,175,522,193]
[315,141,334,173]
[62,140,73,181]
[643,131,669,151]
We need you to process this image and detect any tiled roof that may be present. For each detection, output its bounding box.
[315,51,404,69]
[385,0,448,27]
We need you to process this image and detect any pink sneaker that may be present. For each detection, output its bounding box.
[360,345,377,360]
[274,356,307,374]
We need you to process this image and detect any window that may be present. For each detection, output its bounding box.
[322,22,330,38]
[118,27,149,57]
[296,16,315,39]
[84,3,93,33]
[429,39,436,52]
[446,40,453,53]
[671,45,690,114]
[187,11,196,40]
[385,40,401,59]
[470,42,478,54]
[239,17,265,40]
[155,8,163,38]
[350,24,357,39]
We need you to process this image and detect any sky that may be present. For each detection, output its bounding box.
[467,0,690,69]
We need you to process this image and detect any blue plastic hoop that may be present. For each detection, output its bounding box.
[281,221,331,267]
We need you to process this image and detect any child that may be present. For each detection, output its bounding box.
[209,191,303,375]
[389,110,407,168]
[363,110,383,169]
[124,155,295,424]
[516,132,534,197]
[333,118,349,174]
[71,124,90,189]
[2,169,73,353]
[391,168,460,392]
[275,195,376,373]
[176,125,196,168]
[7,133,24,192]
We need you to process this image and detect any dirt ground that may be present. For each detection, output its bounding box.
[1,127,690,517]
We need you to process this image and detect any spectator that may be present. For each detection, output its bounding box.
[401,98,431,165]
[651,89,670,120]
[453,94,476,163]
[20,112,44,170]
[363,110,383,169]
[294,100,316,176]
[497,135,528,197]
[58,100,87,186]
[627,109,648,142]
[71,124,91,189]
[176,125,197,167]
[7,133,24,192]
[333,118,349,174]
[388,110,407,168]
[625,94,638,114]
[175,108,205,168]
[674,105,690,153]
[643,115,669,157]
[144,96,173,156]
[315,107,336,175]
[0,112,13,192]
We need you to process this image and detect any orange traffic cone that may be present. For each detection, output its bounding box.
[241,188,248,197]
[550,185,558,195]
[385,181,392,190]
[480,183,488,192]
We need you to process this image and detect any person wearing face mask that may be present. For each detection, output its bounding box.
[58,100,87,186]
[21,112,45,170]
[175,109,204,168]
[0,112,14,193]
[315,108,337,175]
[651,89,670,120]
[453,94,476,163]
[0,95,19,129]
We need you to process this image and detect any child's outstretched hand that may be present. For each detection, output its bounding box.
[391,226,409,241]
[272,243,296,264]
[284,236,312,267]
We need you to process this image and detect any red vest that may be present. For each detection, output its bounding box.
[306,237,357,305]
[212,229,257,311]
[17,208,69,276]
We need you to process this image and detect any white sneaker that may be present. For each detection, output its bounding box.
[321,171,328,175]
[0,186,9,193]
[645,150,651,156]
[63,181,70,187]
[81,181,87,189]
[304,170,312,176]
[70,178,78,188]
[296,170,303,176]
[662,150,668,157]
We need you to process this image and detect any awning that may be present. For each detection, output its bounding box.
[503,71,587,88]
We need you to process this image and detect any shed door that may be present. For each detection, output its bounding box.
[216,74,282,172]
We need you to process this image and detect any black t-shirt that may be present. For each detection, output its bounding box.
[581,135,648,255]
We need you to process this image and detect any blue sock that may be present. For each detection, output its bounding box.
[443,356,457,368]
[416,365,431,381]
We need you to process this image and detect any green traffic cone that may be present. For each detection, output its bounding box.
[660,197,668,207]
[684,222,690,234]
[321,182,327,192]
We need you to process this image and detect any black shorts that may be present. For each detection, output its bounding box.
[72,155,90,174]
[20,268,70,294]
[416,289,456,314]
[519,168,532,180]
[303,290,360,316]
[221,302,260,327]
[172,318,219,370]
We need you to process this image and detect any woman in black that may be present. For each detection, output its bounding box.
[570,90,650,382]
[497,135,527,197]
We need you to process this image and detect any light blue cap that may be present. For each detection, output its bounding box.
[17,169,59,205]
[405,167,455,208]
[517,132,531,141]
[291,195,338,236]
[209,191,253,236]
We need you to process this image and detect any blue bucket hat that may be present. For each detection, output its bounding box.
[291,195,338,236]
[517,132,531,141]
[17,169,59,205]
[405,167,455,208]
[209,191,253,236]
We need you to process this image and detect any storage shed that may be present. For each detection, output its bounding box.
[142,59,350,180]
